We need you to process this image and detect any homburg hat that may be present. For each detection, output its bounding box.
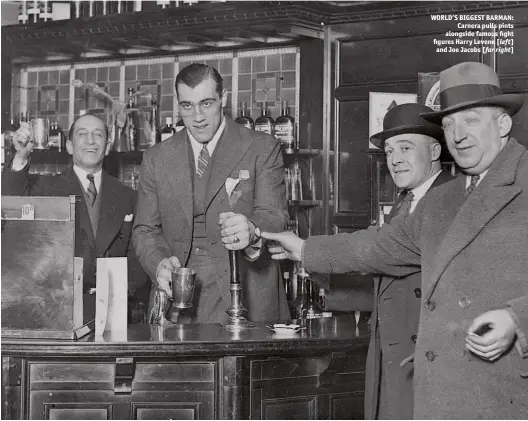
[370,103,445,149]
[420,62,524,124]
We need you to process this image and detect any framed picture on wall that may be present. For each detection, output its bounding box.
[369,92,417,149]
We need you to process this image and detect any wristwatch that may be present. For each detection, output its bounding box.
[250,223,261,245]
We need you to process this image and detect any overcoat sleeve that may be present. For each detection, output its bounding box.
[508,296,528,358]
[303,207,422,281]
[132,150,173,281]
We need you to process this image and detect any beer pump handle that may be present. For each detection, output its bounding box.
[229,250,240,284]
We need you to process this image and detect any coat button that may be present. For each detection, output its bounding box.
[426,300,436,311]
[414,288,422,298]
[411,334,417,344]
[458,297,471,308]
[425,351,436,362]
[119,232,125,239]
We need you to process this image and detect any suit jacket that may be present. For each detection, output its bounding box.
[304,138,528,419]
[1,164,150,322]
[366,170,454,420]
[133,117,290,322]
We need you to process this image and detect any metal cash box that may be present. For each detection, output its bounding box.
[1,195,90,340]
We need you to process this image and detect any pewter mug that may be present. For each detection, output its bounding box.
[31,118,50,150]
[171,267,196,309]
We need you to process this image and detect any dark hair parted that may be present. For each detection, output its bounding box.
[175,63,224,98]
[68,113,109,142]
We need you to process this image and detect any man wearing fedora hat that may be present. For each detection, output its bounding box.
[262,62,528,419]
[366,103,453,420]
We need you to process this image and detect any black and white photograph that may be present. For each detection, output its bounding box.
[1,1,527,420]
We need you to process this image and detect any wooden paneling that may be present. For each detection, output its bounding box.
[339,34,479,86]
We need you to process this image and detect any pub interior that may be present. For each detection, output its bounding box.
[1,1,527,420]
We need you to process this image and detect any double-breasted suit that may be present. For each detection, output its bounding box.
[1,165,150,322]
[366,170,453,420]
[304,138,528,419]
[133,117,290,323]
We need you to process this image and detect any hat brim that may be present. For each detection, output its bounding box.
[420,94,524,124]
[370,124,445,149]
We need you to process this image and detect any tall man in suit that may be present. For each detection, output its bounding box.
[263,62,528,419]
[366,103,453,420]
[133,63,289,324]
[2,113,150,323]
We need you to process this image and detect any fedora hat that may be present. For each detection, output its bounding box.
[420,62,523,124]
[370,103,445,149]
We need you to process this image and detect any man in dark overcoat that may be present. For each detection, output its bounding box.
[366,103,454,420]
[263,62,528,419]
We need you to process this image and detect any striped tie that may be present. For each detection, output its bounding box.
[465,175,480,198]
[196,143,210,178]
[86,174,97,206]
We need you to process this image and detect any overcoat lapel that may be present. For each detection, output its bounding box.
[379,169,455,297]
[163,133,194,229]
[205,119,252,211]
[95,173,128,255]
[62,168,95,247]
[424,139,524,302]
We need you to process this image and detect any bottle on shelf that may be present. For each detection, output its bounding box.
[274,100,295,153]
[319,288,326,311]
[126,88,139,151]
[161,117,176,141]
[48,121,62,151]
[254,103,274,136]
[287,162,303,202]
[283,271,296,319]
[235,101,255,130]
[147,97,160,147]
[305,279,323,319]
[292,268,309,320]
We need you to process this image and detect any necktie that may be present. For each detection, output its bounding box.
[465,175,480,197]
[86,174,97,206]
[196,143,210,178]
[386,190,414,224]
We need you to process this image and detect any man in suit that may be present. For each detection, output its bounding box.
[263,62,528,419]
[133,63,289,324]
[2,113,150,323]
[365,103,453,420]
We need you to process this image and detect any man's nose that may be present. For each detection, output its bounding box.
[192,104,205,120]
[391,151,404,165]
[453,124,466,143]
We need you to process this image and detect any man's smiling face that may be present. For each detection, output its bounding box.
[66,114,110,173]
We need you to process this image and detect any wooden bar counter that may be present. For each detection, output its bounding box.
[1,316,368,420]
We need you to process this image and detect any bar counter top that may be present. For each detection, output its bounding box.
[1,315,369,357]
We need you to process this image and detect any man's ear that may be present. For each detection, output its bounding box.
[221,88,228,108]
[431,142,442,161]
[497,113,512,137]
[66,139,74,156]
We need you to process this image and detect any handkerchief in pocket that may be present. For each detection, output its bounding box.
[225,177,240,198]
[124,214,134,222]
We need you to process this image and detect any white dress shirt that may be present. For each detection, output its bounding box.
[73,165,102,195]
[187,116,225,167]
[409,169,442,213]
[465,169,488,188]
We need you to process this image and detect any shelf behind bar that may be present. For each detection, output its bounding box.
[283,148,322,157]
[288,200,322,208]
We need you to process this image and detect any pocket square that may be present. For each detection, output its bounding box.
[124,214,134,222]
[225,177,240,198]
[239,170,250,180]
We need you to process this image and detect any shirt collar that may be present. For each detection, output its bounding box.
[410,169,442,203]
[73,165,102,193]
[187,115,226,157]
[465,169,488,188]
